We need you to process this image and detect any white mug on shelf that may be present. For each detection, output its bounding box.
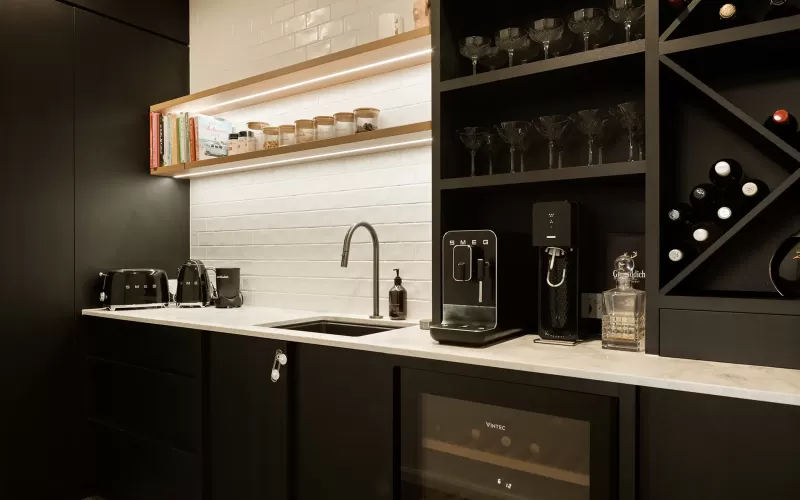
[378,13,404,39]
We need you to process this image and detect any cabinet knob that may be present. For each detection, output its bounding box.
[271,349,288,383]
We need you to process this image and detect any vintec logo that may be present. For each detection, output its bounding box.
[218,275,229,279]
[485,422,506,431]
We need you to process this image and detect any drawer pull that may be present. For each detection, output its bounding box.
[271,349,288,382]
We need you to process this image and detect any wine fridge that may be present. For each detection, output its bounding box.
[400,369,617,500]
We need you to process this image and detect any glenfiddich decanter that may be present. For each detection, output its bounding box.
[602,252,645,351]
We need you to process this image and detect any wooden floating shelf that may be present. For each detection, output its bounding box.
[150,122,432,178]
[439,40,645,93]
[151,27,431,115]
[439,161,646,190]
[660,15,800,55]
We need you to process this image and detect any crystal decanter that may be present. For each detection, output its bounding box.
[602,252,645,351]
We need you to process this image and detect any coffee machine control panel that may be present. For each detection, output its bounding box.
[443,230,497,307]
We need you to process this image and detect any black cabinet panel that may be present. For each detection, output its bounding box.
[74,8,189,312]
[91,421,202,500]
[88,359,201,453]
[660,309,800,369]
[86,318,201,377]
[640,388,800,500]
[0,0,79,498]
[69,0,189,43]
[291,344,395,500]
[208,333,289,500]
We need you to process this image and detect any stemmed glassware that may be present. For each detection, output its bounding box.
[478,47,507,71]
[529,18,564,60]
[572,109,609,166]
[533,115,572,169]
[568,8,606,52]
[515,43,541,65]
[496,121,532,174]
[459,36,492,76]
[484,133,503,174]
[609,0,646,42]
[459,127,489,176]
[495,28,530,67]
[610,102,644,162]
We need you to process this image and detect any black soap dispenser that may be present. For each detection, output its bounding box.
[390,268,407,320]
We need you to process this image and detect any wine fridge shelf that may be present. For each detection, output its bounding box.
[660,14,800,55]
[660,296,800,316]
[439,161,646,190]
[439,40,645,93]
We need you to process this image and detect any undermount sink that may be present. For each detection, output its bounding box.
[263,320,405,337]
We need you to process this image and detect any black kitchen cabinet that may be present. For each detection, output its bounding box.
[290,343,396,500]
[640,388,800,500]
[208,332,289,500]
[68,0,189,43]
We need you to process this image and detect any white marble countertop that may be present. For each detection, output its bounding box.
[83,305,800,407]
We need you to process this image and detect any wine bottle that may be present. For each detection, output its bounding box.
[764,109,798,143]
[709,159,744,190]
[719,3,750,26]
[715,205,737,228]
[665,203,694,237]
[666,0,688,9]
[666,244,699,269]
[741,179,770,209]
[689,183,720,221]
[764,0,800,20]
[691,222,722,249]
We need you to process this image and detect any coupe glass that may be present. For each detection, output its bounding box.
[495,28,530,68]
[572,109,609,166]
[484,133,503,174]
[459,36,492,76]
[533,115,571,169]
[609,0,646,42]
[459,127,489,176]
[515,43,541,65]
[568,8,606,52]
[529,18,564,60]
[610,102,644,161]
[496,121,532,174]
[477,46,507,71]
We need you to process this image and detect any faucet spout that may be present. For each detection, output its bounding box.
[341,222,381,318]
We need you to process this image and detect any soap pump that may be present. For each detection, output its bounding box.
[389,268,407,320]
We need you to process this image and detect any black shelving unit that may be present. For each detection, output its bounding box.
[431,0,800,369]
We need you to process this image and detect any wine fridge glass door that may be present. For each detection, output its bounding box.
[400,369,616,500]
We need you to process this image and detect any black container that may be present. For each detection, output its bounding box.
[215,267,243,308]
[389,268,407,320]
[770,231,800,297]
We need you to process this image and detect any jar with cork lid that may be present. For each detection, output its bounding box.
[314,116,335,141]
[334,112,356,137]
[354,108,380,132]
[263,126,280,150]
[279,125,296,146]
[295,119,315,144]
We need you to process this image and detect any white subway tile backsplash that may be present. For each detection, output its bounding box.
[343,10,371,31]
[283,13,307,34]
[318,19,344,40]
[330,31,358,52]
[330,0,358,20]
[273,3,295,22]
[294,26,319,46]
[307,6,331,27]
[294,0,319,14]
[306,39,332,59]
[242,277,432,301]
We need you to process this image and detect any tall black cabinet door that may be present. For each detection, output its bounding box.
[73,8,189,312]
[208,333,289,500]
[0,1,78,498]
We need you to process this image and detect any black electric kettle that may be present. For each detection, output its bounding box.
[176,259,216,307]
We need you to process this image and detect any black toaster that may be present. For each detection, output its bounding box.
[99,269,170,310]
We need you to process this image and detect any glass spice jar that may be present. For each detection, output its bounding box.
[314,116,335,141]
[263,126,280,150]
[295,119,315,144]
[334,112,356,137]
[354,107,380,133]
[279,125,296,146]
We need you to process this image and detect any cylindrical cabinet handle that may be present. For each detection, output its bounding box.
[271,349,287,383]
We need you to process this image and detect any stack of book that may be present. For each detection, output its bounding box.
[149,113,233,170]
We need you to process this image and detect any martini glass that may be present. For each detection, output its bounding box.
[477,46,507,71]
[484,133,503,174]
[459,36,492,76]
[609,0,646,42]
[568,8,606,52]
[496,121,532,174]
[610,102,643,162]
[572,109,609,166]
[495,28,530,68]
[459,127,489,176]
[529,18,564,60]
[533,115,571,169]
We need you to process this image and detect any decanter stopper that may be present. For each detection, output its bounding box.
[614,252,637,288]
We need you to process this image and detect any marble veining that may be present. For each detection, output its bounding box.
[82,305,800,407]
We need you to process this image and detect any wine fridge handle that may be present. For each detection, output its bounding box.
[271,349,288,383]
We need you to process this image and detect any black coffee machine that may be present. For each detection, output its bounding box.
[532,201,589,344]
[430,230,531,346]
[215,267,243,308]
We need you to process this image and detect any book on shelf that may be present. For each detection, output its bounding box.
[150,112,232,170]
[193,114,232,161]
[149,112,159,170]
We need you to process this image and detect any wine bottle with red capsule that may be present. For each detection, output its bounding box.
[764,109,798,144]
[666,0,688,9]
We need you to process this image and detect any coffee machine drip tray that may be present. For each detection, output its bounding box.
[431,304,522,345]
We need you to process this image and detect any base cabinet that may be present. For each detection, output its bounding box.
[207,333,289,500]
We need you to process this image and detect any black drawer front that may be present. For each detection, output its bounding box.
[90,421,202,500]
[660,309,800,369]
[88,358,201,453]
[86,317,201,376]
